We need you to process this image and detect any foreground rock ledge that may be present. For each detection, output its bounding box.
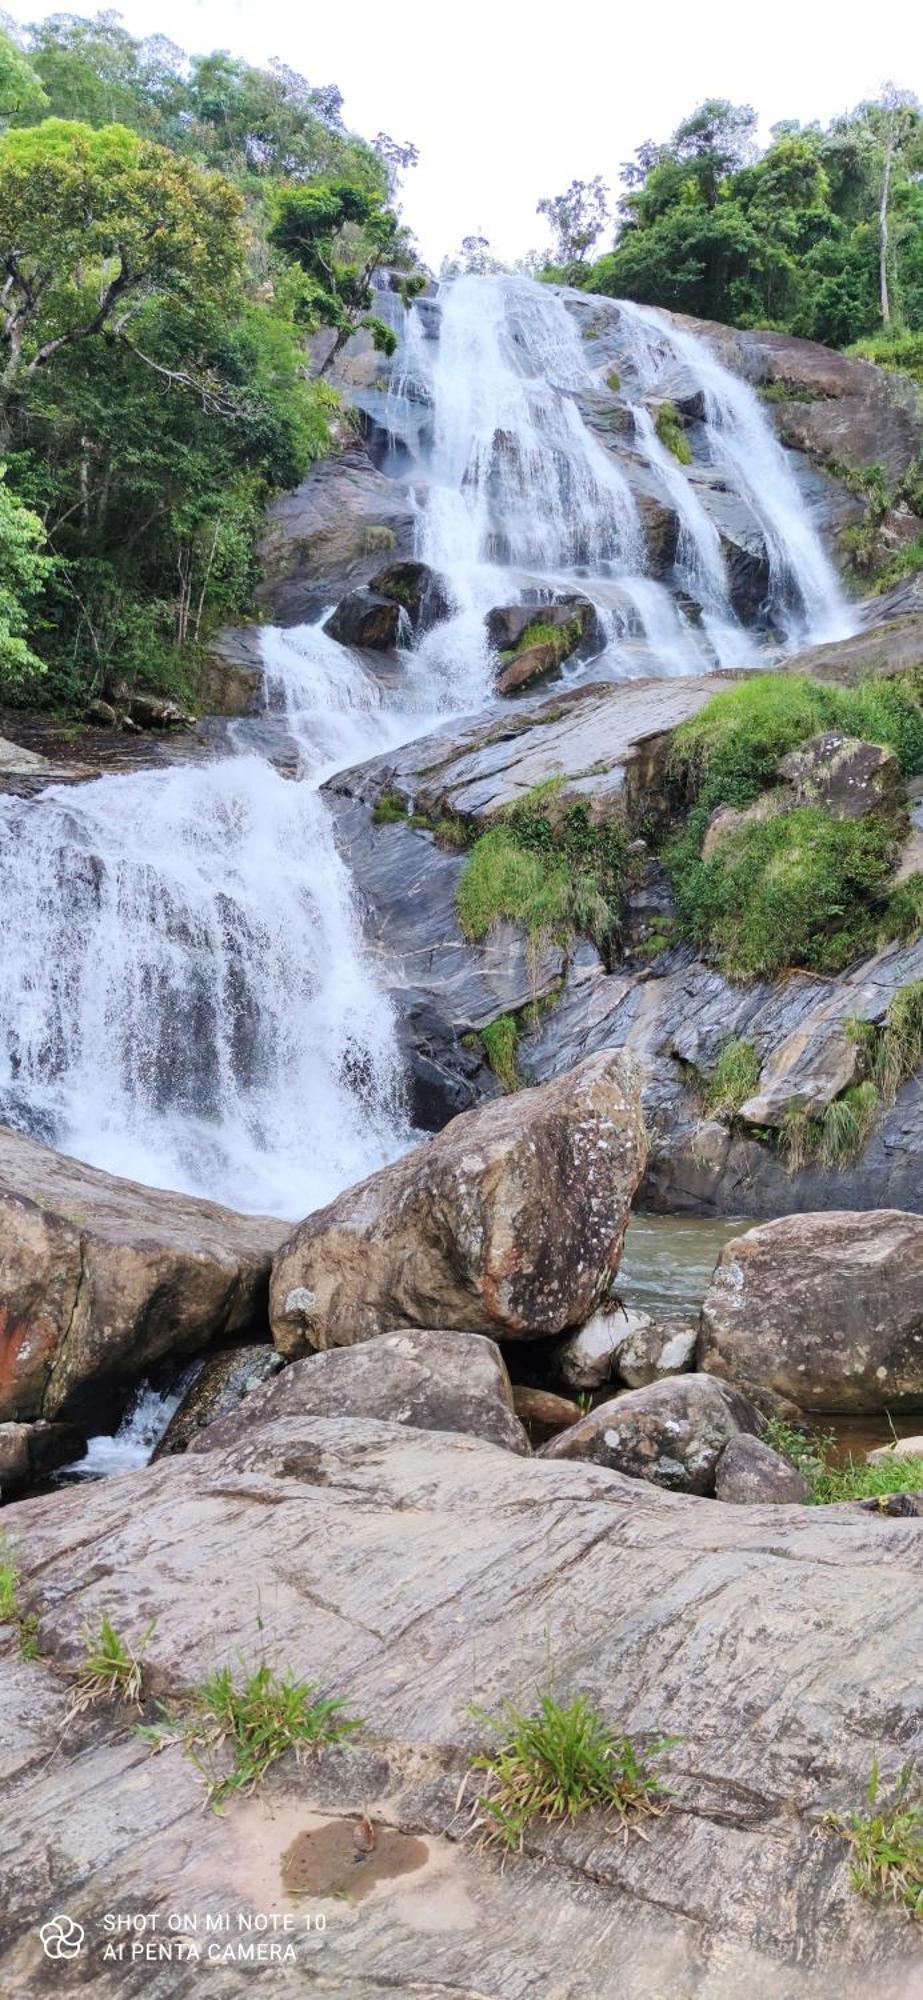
[2,1416,922,1997]
[0,1124,286,1426]
[270,1049,647,1354]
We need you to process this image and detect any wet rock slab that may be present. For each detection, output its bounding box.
[2,1415,923,1995]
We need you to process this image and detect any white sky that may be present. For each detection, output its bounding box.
[6,0,923,266]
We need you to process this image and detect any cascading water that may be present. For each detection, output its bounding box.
[613,298,853,644]
[0,272,855,1235]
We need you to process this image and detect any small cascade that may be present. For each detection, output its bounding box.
[0,635,413,1219]
[632,405,755,667]
[614,298,853,644]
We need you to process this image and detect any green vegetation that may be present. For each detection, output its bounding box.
[541,92,923,350]
[69,1614,154,1712]
[669,674,923,811]
[671,807,900,981]
[470,1693,672,1853]
[851,980,923,1103]
[481,1015,520,1089]
[778,981,923,1171]
[457,780,628,961]
[702,1038,761,1116]
[654,400,693,465]
[663,675,923,981]
[0,15,419,711]
[372,791,407,825]
[824,1761,923,1920]
[763,1419,923,1504]
[148,1661,362,1811]
[0,1537,40,1658]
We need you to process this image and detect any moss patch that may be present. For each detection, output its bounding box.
[655,400,693,465]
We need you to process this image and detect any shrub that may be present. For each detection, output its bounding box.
[824,1760,923,1921]
[470,1693,673,1853]
[702,1038,760,1117]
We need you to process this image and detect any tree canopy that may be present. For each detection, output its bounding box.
[0,12,419,710]
[542,91,923,347]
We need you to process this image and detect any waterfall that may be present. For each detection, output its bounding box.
[0,274,857,1224]
[613,299,853,644]
[0,637,414,1219]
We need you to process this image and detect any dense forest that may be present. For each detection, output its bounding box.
[0,11,420,708]
[537,94,923,355]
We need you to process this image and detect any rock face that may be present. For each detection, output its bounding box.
[198,625,265,716]
[189,1328,529,1458]
[0,1125,286,1427]
[5,1414,918,1996]
[699,1210,923,1413]
[0,1419,84,1496]
[370,559,451,635]
[152,1345,284,1458]
[715,1433,811,1505]
[270,1050,647,1354]
[257,435,415,625]
[540,1373,761,1493]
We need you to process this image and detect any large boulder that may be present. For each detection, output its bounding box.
[188,1328,528,1458]
[3,1414,923,1993]
[540,1373,760,1493]
[270,1051,647,1355]
[715,1433,810,1505]
[369,559,451,635]
[698,1210,923,1413]
[324,586,404,651]
[0,1125,286,1427]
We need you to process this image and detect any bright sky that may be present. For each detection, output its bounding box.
[7,0,923,266]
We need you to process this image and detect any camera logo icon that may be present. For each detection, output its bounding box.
[39,1915,85,1960]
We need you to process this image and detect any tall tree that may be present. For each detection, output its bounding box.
[536,175,609,265]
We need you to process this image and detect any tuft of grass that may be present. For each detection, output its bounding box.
[469,1693,673,1854]
[0,1552,16,1624]
[372,791,407,826]
[824,1760,923,1921]
[363,524,396,555]
[481,1014,519,1090]
[457,781,627,962]
[702,1038,761,1118]
[885,872,923,944]
[606,369,621,392]
[764,1419,923,1505]
[655,400,693,465]
[434,815,470,849]
[779,1081,880,1172]
[68,1614,154,1713]
[867,981,923,1104]
[148,1662,363,1812]
[0,1539,42,1659]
